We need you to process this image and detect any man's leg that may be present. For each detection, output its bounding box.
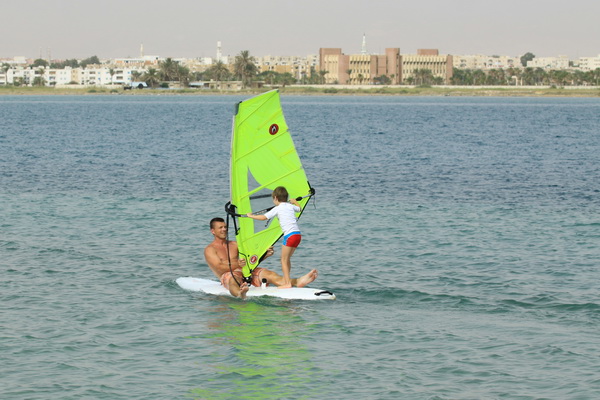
[223,272,249,299]
[259,268,318,288]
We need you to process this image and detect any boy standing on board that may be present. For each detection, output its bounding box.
[246,186,302,289]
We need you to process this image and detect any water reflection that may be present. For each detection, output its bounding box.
[189,299,320,400]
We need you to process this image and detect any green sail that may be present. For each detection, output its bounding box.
[229,90,312,280]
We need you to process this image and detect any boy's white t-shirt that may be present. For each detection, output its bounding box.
[263,202,301,235]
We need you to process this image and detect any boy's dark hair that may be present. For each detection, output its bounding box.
[272,186,289,202]
[210,217,225,229]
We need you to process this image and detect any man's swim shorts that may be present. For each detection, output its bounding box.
[220,267,266,288]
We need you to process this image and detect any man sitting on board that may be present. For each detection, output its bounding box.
[204,217,318,299]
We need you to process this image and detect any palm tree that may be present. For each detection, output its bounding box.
[487,69,505,85]
[177,65,190,87]
[259,70,278,85]
[346,69,352,84]
[109,68,115,85]
[142,68,160,88]
[521,67,534,85]
[592,68,600,86]
[277,72,296,87]
[206,60,230,82]
[413,69,434,86]
[549,70,569,86]
[159,58,178,82]
[233,50,258,88]
[450,68,467,85]
[472,70,486,85]
[1,63,10,85]
[33,68,46,87]
[319,70,328,84]
[373,75,391,85]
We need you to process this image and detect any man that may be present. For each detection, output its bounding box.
[204,217,318,299]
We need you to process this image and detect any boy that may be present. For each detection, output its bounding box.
[246,186,302,288]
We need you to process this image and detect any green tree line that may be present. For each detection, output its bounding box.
[451,67,600,86]
[8,51,600,88]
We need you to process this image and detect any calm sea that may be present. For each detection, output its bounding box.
[1,94,599,400]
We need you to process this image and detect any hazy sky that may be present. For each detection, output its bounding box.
[2,0,599,60]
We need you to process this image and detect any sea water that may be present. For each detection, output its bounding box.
[1,94,599,400]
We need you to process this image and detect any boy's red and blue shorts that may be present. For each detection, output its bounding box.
[283,231,302,248]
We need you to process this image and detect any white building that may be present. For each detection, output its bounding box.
[453,54,522,70]
[576,55,600,71]
[6,67,39,85]
[76,67,143,85]
[45,67,75,85]
[1,65,146,86]
[526,55,570,70]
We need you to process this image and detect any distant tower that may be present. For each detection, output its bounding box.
[361,34,367,55]
[140,43,144,58]
[217,41,222,62]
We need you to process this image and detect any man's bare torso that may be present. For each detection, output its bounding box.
[204,240,240,278]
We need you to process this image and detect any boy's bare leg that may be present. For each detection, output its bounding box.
[278,245,296,288]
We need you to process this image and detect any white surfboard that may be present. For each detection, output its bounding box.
[176,277,336,300]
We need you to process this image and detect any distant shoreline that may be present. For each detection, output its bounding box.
[1,85,599,97]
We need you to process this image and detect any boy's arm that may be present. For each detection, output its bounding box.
[289,198,301,212]
[246,213,268,220]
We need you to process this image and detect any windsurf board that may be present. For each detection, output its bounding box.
[176,277,336,300]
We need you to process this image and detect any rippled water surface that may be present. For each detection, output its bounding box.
[1,94,599,399]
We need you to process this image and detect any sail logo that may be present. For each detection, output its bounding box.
[249,255,258,265]
[269,124,279,135]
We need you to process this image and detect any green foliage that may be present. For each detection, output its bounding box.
[410,69,436,85]
[234,50,258,88]
[32,59,48,68]
[204,61,231,82]
[520,52,535,67]
[158,58,190,84]
[80,56,100,68]
[141,68,160,87]
[373,75,392,85]
[51,59,79,69]
[451,67,600,86]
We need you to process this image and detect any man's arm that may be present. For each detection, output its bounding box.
[204,246,224,277]
[204,245,249,298]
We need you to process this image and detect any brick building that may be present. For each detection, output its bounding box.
[319,47,452,85]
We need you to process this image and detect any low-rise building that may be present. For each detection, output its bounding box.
[402,49,453,84]
[453,54,522,70]
[576,55,600,71]
[320,47,452,85]
[256,54,318,80]
[319,48,401,84]
[527,55,570,70]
